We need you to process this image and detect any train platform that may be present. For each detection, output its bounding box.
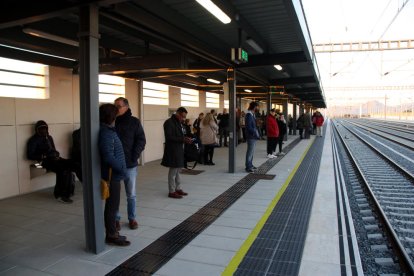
[0,121,356,276]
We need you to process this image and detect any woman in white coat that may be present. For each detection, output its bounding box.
[200,113,219,165]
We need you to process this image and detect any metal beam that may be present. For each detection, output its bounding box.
[237,52,307,68]
[314,39,414,53]
[0,43,76,68]
[228,67,236,173]
[99,53,188,73]
[272,76,315,85]
[79,4,105,254]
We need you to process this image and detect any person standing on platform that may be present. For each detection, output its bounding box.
[245,102,260,173]
[303,110,312,139]
[200,112,219,165]
[217,108,229,147]
[98,103,129,246]
[276,113,287,155]
[266,109,279,158]
[287,114,293,135]
[192,113,204,140]
[315,111,325,137]
[161,107,192,199]
[296,113,305,139]
[240,111,246,142]
[114,97,146,230]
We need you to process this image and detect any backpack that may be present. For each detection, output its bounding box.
[184,141,200,169]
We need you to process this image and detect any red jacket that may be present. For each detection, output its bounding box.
[315,115,324,126]
[266,115,279,138]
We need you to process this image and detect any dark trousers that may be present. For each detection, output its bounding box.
[278,135,284,153]
[304,127,311,139]
[203,144,215,163]
[298,128,304,139]
[104,179,121,237]
[219,127,229,146]
[43,158,74,198]
[267,137,277,155]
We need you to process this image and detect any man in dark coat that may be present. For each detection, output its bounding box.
[217,108,229,147]
[114,97,146,230]
[27,120,75,203]
[161,107,192,198]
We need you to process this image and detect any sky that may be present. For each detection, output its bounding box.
[302,0,414,107]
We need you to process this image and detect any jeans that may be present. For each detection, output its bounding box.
[245,139,257,170]
[116,166,137,222]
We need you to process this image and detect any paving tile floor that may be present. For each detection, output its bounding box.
[0,134,341,276]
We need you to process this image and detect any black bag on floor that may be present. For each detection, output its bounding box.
[184,141,200,169]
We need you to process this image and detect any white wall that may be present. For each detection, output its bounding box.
[0,65,231,199]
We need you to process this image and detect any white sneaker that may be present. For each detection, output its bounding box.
[267,154,275,158]
[278,152,286,156]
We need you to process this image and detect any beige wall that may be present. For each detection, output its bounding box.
[0,65,232,199]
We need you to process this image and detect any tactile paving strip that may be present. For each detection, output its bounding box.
[234,134,326,276]
[107,138,302,275]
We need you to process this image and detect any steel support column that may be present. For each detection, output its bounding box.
[228,67,236,173]
[293,102,297,135]
[79,4,104,254]
[282,99,288,141]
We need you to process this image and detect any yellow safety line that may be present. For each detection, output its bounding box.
[222,140,315,276]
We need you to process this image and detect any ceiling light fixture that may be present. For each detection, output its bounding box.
[186,73,199,78]
[244,89,252,93]
[245,38,263,54]
[23,28,79,47]
[195,0,231,24]
[207,78,220,84]
[274,64,283,71]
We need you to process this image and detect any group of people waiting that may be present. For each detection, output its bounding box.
[296,110,325,139]
[27,97,146,246]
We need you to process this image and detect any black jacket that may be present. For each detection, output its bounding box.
[161,114,185,168]
[27,120,59,161]
[277,119,287,137]
[217,113,229,128]
[115,109,146,168]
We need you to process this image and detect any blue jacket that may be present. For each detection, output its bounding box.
[245,111,260,140]
[99,123,126,181]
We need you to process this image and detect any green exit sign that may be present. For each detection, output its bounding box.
[241,49,248,63]
[231,48,248,64]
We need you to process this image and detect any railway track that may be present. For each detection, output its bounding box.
[332,119,414,275]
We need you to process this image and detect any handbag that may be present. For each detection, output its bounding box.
[100,168,112,200]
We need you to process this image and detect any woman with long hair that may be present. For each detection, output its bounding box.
[200,113,219,165]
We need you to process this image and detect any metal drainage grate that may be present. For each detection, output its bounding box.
[235,133,326,275]
[107,138,302,276]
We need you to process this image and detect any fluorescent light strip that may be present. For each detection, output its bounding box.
[244,89,252,93]
[207,78,220,84]
[274,65,283,71]
[0,44,76,61]
[196,0,231,24]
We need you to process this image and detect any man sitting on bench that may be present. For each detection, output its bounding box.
[27,120,75,203]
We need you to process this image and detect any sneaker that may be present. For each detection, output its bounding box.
[267,154,275,159]
[57,197,73,204]
[252,166,258,170]
[279,152,286,156]
[245,168,255,173]
[176,189,188,196]
[116,220,121,231]
[168,192,183,199]
[129,219,138,229]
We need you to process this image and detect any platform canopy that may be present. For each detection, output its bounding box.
[0,0,326,108]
